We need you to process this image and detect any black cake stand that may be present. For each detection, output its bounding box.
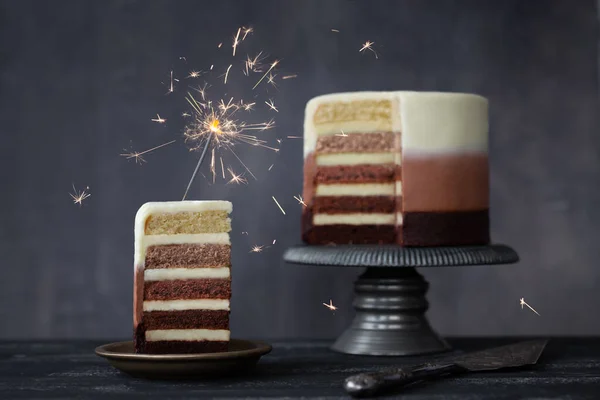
[283,244,519,356]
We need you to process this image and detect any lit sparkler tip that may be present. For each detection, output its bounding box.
[323,299,338,311]
[294,195,307,207]
[272,196,286,215]
[151,114,166,124]
[69,184,91,206]
[359,40,379,59]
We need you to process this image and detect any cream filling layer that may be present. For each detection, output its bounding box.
[316,152,395,166]
[135,233,230,267]
[396,181,402,196]
[144,268,230,281]
[396,212,403,225]
[145,329,230,342]
[316,183,395,197]
[313,213,395,225]
[143,299,230,312]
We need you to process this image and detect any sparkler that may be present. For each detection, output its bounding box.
[151,114,166,124]
[323,300,338,311]
[120,140,176,164]
[70,184,91,206]
[272,196,286,215]
[359,40,378,59]
[519,298,540,316]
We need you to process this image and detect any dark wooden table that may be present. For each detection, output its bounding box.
[1,338,599,399]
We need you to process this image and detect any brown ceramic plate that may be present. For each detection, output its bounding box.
[95,339,272,379]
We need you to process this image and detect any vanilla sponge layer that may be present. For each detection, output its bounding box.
[145,211,231,235]
[304,91,488,157]
[313,213,395,225]
[146,329,230,342]
[144,268,231,281]
[143,299,230,312]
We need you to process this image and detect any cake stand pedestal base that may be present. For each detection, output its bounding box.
[332,267,448,356]
[283,244,519,356]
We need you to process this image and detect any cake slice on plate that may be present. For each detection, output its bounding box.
[133,201,232,354]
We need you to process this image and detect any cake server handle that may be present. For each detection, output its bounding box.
[343,363,466,398]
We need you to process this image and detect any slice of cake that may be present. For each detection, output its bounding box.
[133,201,232,354]
[302,91,489,247]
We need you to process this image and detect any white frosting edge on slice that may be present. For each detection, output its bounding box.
[313,213,395,226]
[143,299,230,311]
[144,268,231,281]
[316,153,395,166]
[146,329,230,342]
[315,183,395,197]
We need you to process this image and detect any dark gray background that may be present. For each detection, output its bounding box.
[0,0,598,340]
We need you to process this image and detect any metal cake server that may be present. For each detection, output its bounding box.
[344,339,548,398]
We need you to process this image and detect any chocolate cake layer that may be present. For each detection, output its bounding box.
[143,341,228,354]
[315,132,395,153]
[315,165,396,184]
[312,196,396,214]
[142,310,230,330]
[144,279,231,300]
[302,208,396,244]
[402,210,490,246]
[303,152,317,206]
[145,244,231,269]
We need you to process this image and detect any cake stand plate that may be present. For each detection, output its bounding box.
[95,339,272,379]
[283,244,519,356]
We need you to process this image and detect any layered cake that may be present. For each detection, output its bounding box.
[133,201,232,354]
[302,91,489,246]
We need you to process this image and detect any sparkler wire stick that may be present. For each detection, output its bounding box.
[182,132,213,200]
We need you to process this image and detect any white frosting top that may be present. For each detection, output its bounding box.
[303,91,488,157]
[134,201,232,268]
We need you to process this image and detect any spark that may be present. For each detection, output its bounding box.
[187,70,201,78]
[209,148,216,183]
[220,157,225,179]
[227,167,247,184]
[282,74,297,80]
[268,164,274,171]
[335,130,348,137]
[244,52,264,75]
[287,135,302,139]
[242,102,255,111]
[232,27,241,56]
[224,64,232,84]
[265,99,278,112]
[179,56,187,61]
[168,70,175,93]
[272,196,286,215]
[250,245,266,253]
[294,195,307,207]
[210,64,214,70]
[151,114,166,124]
[120,140,176,164]
[272,239,276,245]
[70,184,91,206]
[276,138,282,145]
[519,298,540,316]
[267,73,277,87]
[323,299,338,311]
[331,29,340,33]
[218,42,223,48]
[242,231,248,235]
[182,112,191,117]
[359,40,378,59]
[253,59,279,90]
[241,26,253,40]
